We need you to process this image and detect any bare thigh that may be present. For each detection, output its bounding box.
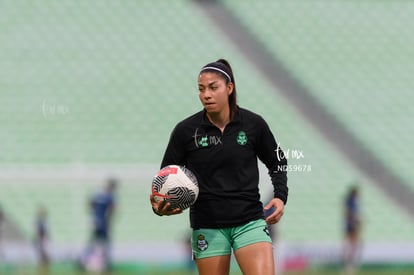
[196,255,231,275]
[234,242,275,275]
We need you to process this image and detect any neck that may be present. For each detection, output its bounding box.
[207,109,230,132]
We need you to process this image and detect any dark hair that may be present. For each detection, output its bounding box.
[200,59,238,120]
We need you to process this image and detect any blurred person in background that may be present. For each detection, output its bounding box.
[150,59,288,275]
[343,185,362,274]
[0,205,4,262]
[80,178,118,273]
[34,206,50,274]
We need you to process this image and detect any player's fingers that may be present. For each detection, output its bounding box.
[157,200,168,212]
[162,206,182,216]
[160,201,178,215]
[168,208,183,215]
[151,198,166,212]
[266,215,277,224]
[274,210,284,222]
[266,209,284,224]
[160,201,170,211]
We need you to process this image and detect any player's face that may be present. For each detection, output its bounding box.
[198,72,233,114]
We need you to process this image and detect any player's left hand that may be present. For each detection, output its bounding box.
[264,198,285,225]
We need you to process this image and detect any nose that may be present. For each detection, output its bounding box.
[202,88,212,99]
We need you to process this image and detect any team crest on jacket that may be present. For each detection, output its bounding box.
[237,131,248,145]
[198,136,209,147]
[197,234,208,251]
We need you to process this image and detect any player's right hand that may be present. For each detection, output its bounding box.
[150,194,183,216]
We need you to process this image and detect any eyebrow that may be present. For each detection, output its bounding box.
[198,81,218,87]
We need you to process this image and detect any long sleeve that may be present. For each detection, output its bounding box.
[160,124,187,169]
[256,119,288,204]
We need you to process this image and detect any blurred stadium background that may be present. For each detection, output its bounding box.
[0,0,413,274]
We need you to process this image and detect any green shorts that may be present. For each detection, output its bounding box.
[191,219,272,259]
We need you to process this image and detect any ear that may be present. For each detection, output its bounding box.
[227,82,234,96]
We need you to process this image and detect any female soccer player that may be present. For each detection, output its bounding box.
[150,59,288,275]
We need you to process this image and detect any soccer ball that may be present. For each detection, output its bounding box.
[151,165,199,210]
